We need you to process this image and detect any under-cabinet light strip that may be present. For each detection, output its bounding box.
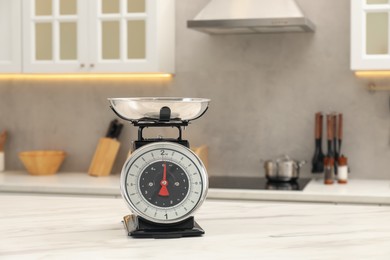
[0,74,173,80]
[367,83,390,91]
[355,71,390,77]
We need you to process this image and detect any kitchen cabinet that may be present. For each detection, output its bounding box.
[351,0,390,70]
[22,0,87,73]
[20,0,174,73]
[0,0,22,72]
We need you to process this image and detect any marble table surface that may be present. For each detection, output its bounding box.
[1,171,390,205]
[1,194,390,259]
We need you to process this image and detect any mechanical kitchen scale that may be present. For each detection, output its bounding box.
[108,97,210,239]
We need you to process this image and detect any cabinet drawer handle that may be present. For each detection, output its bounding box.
[80,64,85,68]
[90,64,95,68]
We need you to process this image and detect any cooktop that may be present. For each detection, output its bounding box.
[208,176,311,191]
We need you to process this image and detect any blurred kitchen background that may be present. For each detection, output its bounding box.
[0,0,389,179]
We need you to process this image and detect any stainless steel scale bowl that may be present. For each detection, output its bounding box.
[108,97,210,122]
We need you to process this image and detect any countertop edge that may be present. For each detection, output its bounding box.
[207,188,390,205]
[1,171,390,205]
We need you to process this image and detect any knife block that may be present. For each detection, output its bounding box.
[88,138,120,176]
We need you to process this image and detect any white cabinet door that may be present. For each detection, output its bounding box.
[0,0,22,73]
[22,0,89,73]
[21,0,174,74]
[351,0,390,70]
[88,0,174,73]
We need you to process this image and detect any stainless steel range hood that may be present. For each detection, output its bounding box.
[187,0,315,34]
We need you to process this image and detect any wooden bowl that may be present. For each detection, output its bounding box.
[19,150,66,175]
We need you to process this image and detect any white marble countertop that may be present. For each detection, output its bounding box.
[0,171,121,197]
[1,171,390,205]
[1,194,390,259]
[211,178,390,205]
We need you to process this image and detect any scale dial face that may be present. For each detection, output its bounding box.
[121,142,208,224]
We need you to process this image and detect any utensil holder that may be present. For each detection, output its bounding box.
[88,138,120,176]
[0,151,4,172]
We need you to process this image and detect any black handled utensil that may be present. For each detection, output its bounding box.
[311,112,325,173]
[338,113,343,157]
[326,114,334,159]
[112,123,123,139]
[106,119,119,138]
[333,113,338,175]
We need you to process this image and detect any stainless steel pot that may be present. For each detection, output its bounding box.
[263,155,306,182]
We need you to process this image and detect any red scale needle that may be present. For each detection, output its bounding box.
[158,163,169,197]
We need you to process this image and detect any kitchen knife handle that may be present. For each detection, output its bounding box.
[113,124,123,139]
[106,119,118,138]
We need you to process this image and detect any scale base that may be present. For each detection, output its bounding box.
[123,215,204,239]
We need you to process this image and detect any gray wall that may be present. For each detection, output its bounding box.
[1,0,389,179]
